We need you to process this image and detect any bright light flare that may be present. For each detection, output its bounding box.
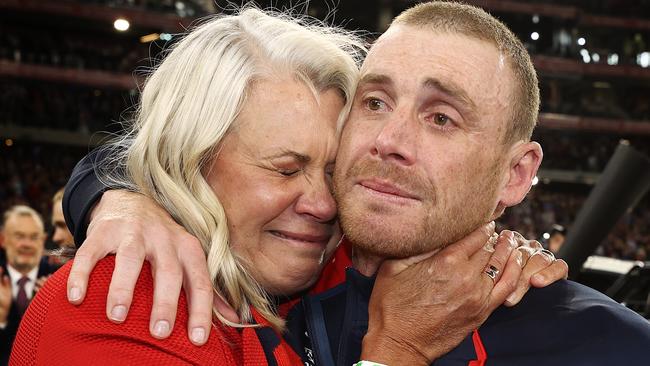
[114,18,130,32]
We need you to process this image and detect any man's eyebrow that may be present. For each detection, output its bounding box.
[358,73,394,88]
[423,77,477,112]
[263,150,311,163]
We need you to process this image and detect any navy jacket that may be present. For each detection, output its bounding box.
[284,268,650,366]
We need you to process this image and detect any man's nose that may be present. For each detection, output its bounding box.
[372,109,417,166]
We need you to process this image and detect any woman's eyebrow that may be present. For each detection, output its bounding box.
[263,150,311,163]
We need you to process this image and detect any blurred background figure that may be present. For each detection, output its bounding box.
[547,224,567,254]
[0,205,55,365]
[50,188,74,249]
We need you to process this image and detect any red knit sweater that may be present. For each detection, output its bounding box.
[10,242,352,366]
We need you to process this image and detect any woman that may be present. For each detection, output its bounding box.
[12,7,563,365]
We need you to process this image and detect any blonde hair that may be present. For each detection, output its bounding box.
[100,7,365,330]
[2,205,44,232]
[393,1,539,144]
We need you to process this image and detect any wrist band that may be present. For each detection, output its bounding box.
[354,361,388,366]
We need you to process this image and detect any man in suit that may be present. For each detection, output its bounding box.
[0,205,54,364]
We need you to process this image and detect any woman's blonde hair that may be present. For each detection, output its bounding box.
[100,6,365,330]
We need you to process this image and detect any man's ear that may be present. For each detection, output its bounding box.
[497,141,543,209]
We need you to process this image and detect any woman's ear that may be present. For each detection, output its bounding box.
[496,141,543,208]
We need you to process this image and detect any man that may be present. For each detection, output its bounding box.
[283,3,650,365]
[60,1,648,364]
[0,205,55,365]
[51,188,75,250]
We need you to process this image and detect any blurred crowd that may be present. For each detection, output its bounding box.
[499,184,650,262]
[540,78,650,121]
[534,130,650,172]
[0,81,133,133]
[0,24,150,74]
[0,142,86,249]
[69,0,208,16]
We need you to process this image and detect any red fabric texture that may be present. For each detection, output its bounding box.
[10,257,304,365]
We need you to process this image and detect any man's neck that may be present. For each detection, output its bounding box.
[351,247,386,277]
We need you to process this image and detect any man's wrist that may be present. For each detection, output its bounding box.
[354,361,388,366]
[361,330,430,366]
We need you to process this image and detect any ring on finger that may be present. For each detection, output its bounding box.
[538,249,556,262]
[484,264,500,283]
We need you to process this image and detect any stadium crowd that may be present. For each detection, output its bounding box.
[0,81,132,132]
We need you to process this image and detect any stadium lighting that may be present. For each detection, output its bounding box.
[592,53,600,63]
[532,14,540,24]
[607,53,619,65]
[114,18,130,32]
[543,232,551,240]
[577,37,586,46]
[532,176,539,185]
[530,32,539,41]
[580,49,590,63]
[638,52,650,68]
[140,33,160,43]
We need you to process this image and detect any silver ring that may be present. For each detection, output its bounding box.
[484,265,500,282]
[539,249,556,261]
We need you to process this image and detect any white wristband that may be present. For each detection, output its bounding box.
[354,361,389,366]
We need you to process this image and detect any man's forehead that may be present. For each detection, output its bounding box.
[4,214,43,232]
[361,25,512,112]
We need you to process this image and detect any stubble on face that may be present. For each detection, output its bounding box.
[334,150,503,259]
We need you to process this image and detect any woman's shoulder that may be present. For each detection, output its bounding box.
[13,257,240,365]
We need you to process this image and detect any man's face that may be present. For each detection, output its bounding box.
[334,26,516,258]
[51,200,75,248]
[2,215,45,273]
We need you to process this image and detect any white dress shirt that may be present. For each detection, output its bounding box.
[0,265,39,330]
[6,264,39,300]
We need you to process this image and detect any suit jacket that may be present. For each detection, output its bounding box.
[1,258,56,365]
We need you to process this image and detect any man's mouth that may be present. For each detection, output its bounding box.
[358,178,419,201]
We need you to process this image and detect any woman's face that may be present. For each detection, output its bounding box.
[205,76,344,296]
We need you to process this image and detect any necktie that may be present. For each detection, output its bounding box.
[16,276,30,316]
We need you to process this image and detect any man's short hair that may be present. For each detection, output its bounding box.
[52,188,65,204]
[392,1,539,145]
[2,205,45,231]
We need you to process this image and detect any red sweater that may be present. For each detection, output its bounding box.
[10,242,352,366]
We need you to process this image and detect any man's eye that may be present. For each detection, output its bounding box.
[366,98,386,111]
[433,113,451,126]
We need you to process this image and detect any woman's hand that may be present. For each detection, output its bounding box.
[66,189,239,346]
[503,231,568,306]
[362,226,568,365]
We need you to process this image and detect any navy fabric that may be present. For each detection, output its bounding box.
[63,149,115,247]
[285,268,650,366]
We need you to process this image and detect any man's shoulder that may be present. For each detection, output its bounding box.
[477,280,650,365]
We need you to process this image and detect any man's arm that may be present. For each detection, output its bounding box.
[63,149,110,246]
